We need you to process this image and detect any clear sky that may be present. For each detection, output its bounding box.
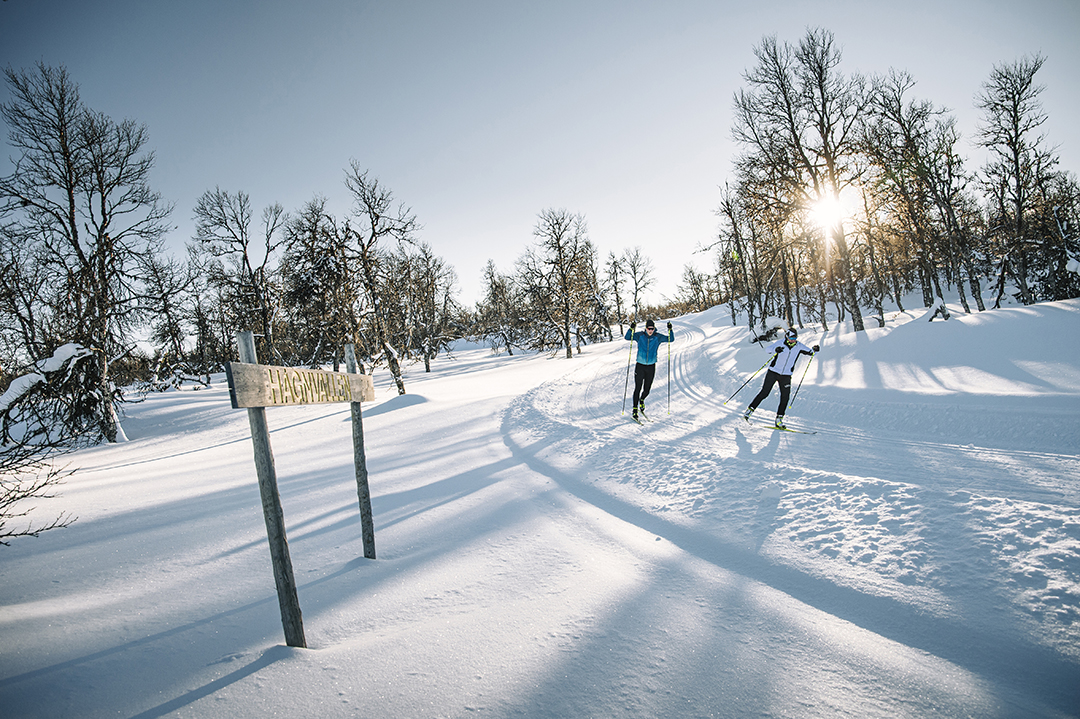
[2,0,1078,306]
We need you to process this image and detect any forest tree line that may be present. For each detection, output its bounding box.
[0,63,665,450]
[2,30,1079,451]
[673,28,1079,334]
[0,65,462,446]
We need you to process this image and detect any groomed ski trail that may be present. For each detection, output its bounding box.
[501,307,1080,706]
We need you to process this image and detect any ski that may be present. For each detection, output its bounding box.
[745,418,816,434]
[769,425,816,435]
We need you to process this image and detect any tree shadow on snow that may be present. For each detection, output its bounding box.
[500,408,1080,717]
[126,645,294,719]
[353,393,428,419]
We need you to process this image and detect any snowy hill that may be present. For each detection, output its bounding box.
[2,299,1078,718]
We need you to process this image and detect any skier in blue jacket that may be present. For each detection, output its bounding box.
[625,319,674,420]
[742,328,819,428]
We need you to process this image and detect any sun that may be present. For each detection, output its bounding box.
[810,194,846,231]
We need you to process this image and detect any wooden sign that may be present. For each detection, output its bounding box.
[226,362,375,409]
[228,336,380,648]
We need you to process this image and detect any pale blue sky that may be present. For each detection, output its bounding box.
[2,0,1078,304]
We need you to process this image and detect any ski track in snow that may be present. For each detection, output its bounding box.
[505,311,1080,701]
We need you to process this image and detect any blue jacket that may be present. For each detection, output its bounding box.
[625,326,674,365]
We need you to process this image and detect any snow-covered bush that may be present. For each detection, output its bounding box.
[0,344,86,545]
[1,344,96,446]
[751,317,787,344]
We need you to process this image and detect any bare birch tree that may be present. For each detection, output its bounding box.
[475,260,526,355]
[733,28,869,331]
[343,161,419,394]
[0,62,172,442]
[279,197,361,370]
[516,209,596,358]
[622,246,655,321]
[192,188,286,362]
[976,54,1055,307]
[604,251,628,332]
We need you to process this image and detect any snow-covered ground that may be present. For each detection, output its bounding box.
[2,298,1079,718]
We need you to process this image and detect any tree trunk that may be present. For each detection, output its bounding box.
[921,258,935,307]
[831,227,864,332]
[384,340,406,395]
[780,254,794,327]
[931,272,951,320]
[791,250,804,328]
[993,259,1009,309]
[864,229,886,327]
[967,263,986,312]
[956,262,972,314]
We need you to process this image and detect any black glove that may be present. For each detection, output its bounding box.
[630,322,636,331]
[812,344,820,352]
[774,346,783,354]
[666,321,672,332]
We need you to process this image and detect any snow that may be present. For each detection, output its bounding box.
[2,299,1079,718]
[34,343,91,374]
[0,345,94,415]
[0,373,43,415]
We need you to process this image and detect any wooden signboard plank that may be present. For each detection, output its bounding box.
[226,362,375,409]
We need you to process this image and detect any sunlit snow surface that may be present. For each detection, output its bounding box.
[1,300,1078,718]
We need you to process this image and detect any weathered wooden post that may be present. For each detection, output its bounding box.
[225,334,376,646]
[235,331,306,648]
[344,344,376,559]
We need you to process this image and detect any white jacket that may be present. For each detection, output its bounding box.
[767,340,814,376]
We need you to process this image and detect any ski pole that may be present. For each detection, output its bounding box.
[666,328,672,415]
[790,354,814,408]
[621,327,635,414]
[723,357,772,405]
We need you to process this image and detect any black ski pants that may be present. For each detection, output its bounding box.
[632,363,656,411]
[748,369,792,417]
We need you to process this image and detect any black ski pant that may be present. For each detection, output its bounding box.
[748,369,792,417]
[632,363,656,412]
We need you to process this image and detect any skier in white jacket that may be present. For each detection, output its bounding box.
[742,328,819,429]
